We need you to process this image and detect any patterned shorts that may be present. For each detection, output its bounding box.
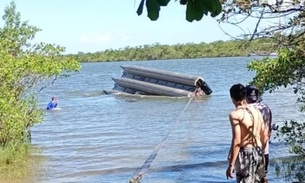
[235,147,266,183]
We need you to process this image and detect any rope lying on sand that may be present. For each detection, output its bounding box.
[128,92,197,183]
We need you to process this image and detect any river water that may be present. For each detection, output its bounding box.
[23,57,304,183]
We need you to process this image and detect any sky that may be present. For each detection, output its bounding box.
[0,0,282,54]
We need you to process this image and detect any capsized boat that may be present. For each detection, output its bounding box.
[103,65,212,97]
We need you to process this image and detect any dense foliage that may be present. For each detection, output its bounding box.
[73,39,275,62]
[0,1,80,167]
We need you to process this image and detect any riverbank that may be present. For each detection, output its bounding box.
[69,38,276,62]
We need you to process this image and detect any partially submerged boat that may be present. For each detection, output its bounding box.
[103,65,212,97]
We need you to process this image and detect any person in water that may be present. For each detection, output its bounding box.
[226,84,268,183]
[47,97,58,110]
[246,85,272,175]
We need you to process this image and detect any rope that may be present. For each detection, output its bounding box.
[128,92,198,183]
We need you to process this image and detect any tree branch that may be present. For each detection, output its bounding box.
[250,7,265,41]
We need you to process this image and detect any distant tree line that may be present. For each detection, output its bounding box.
[71,39,276,62]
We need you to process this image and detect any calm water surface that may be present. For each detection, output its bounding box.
[25,57,303,183]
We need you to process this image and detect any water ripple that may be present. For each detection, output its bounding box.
[27,58,303,183]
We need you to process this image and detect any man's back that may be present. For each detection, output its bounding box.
[47,101,57,110]
[251,102,272,131]
[250,102,272,157]
[231,105,266,149]
[227,84,268,182]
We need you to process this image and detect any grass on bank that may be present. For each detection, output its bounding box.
[0,142,44,181]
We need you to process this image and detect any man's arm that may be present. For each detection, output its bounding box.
[227,146,232,160]
[46,102,52,110]
[268,109,272,138]
[228,111,241,167]
[259,111,268,151]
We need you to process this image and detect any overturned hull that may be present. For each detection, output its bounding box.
[104,65,212,97]
[112,77,193,97]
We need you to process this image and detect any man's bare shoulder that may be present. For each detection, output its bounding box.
[229,108,244,121]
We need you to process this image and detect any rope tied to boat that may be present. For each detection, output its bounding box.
[128,91,199,183]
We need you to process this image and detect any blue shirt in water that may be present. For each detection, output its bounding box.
[47,101,57,110]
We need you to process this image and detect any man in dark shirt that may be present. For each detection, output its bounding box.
[246,85,272,175]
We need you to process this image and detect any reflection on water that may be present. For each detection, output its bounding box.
[274,156,305,183]
[5,57,304,183]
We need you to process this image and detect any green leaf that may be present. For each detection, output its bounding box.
[197,0,209,15]
[193,0,205,20]
[186,1,195,22]
[199,0,214,14]
[180,0,188,5]
[137,0,145,16]
[146,0,161,20]
[147,10,159,20]
[186,0,204,22]
[200,0,222,17]
[156,0,170,6]
[210,0,222,17]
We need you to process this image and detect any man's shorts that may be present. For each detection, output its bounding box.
[235,147,266,183]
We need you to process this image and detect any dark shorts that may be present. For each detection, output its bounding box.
[264,154,269,174]
[235,147,266,183]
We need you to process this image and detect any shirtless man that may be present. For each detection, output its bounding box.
[226,84,268,183]
[246,85,272,175]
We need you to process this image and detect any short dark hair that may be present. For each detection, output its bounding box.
[230,84,246,102]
